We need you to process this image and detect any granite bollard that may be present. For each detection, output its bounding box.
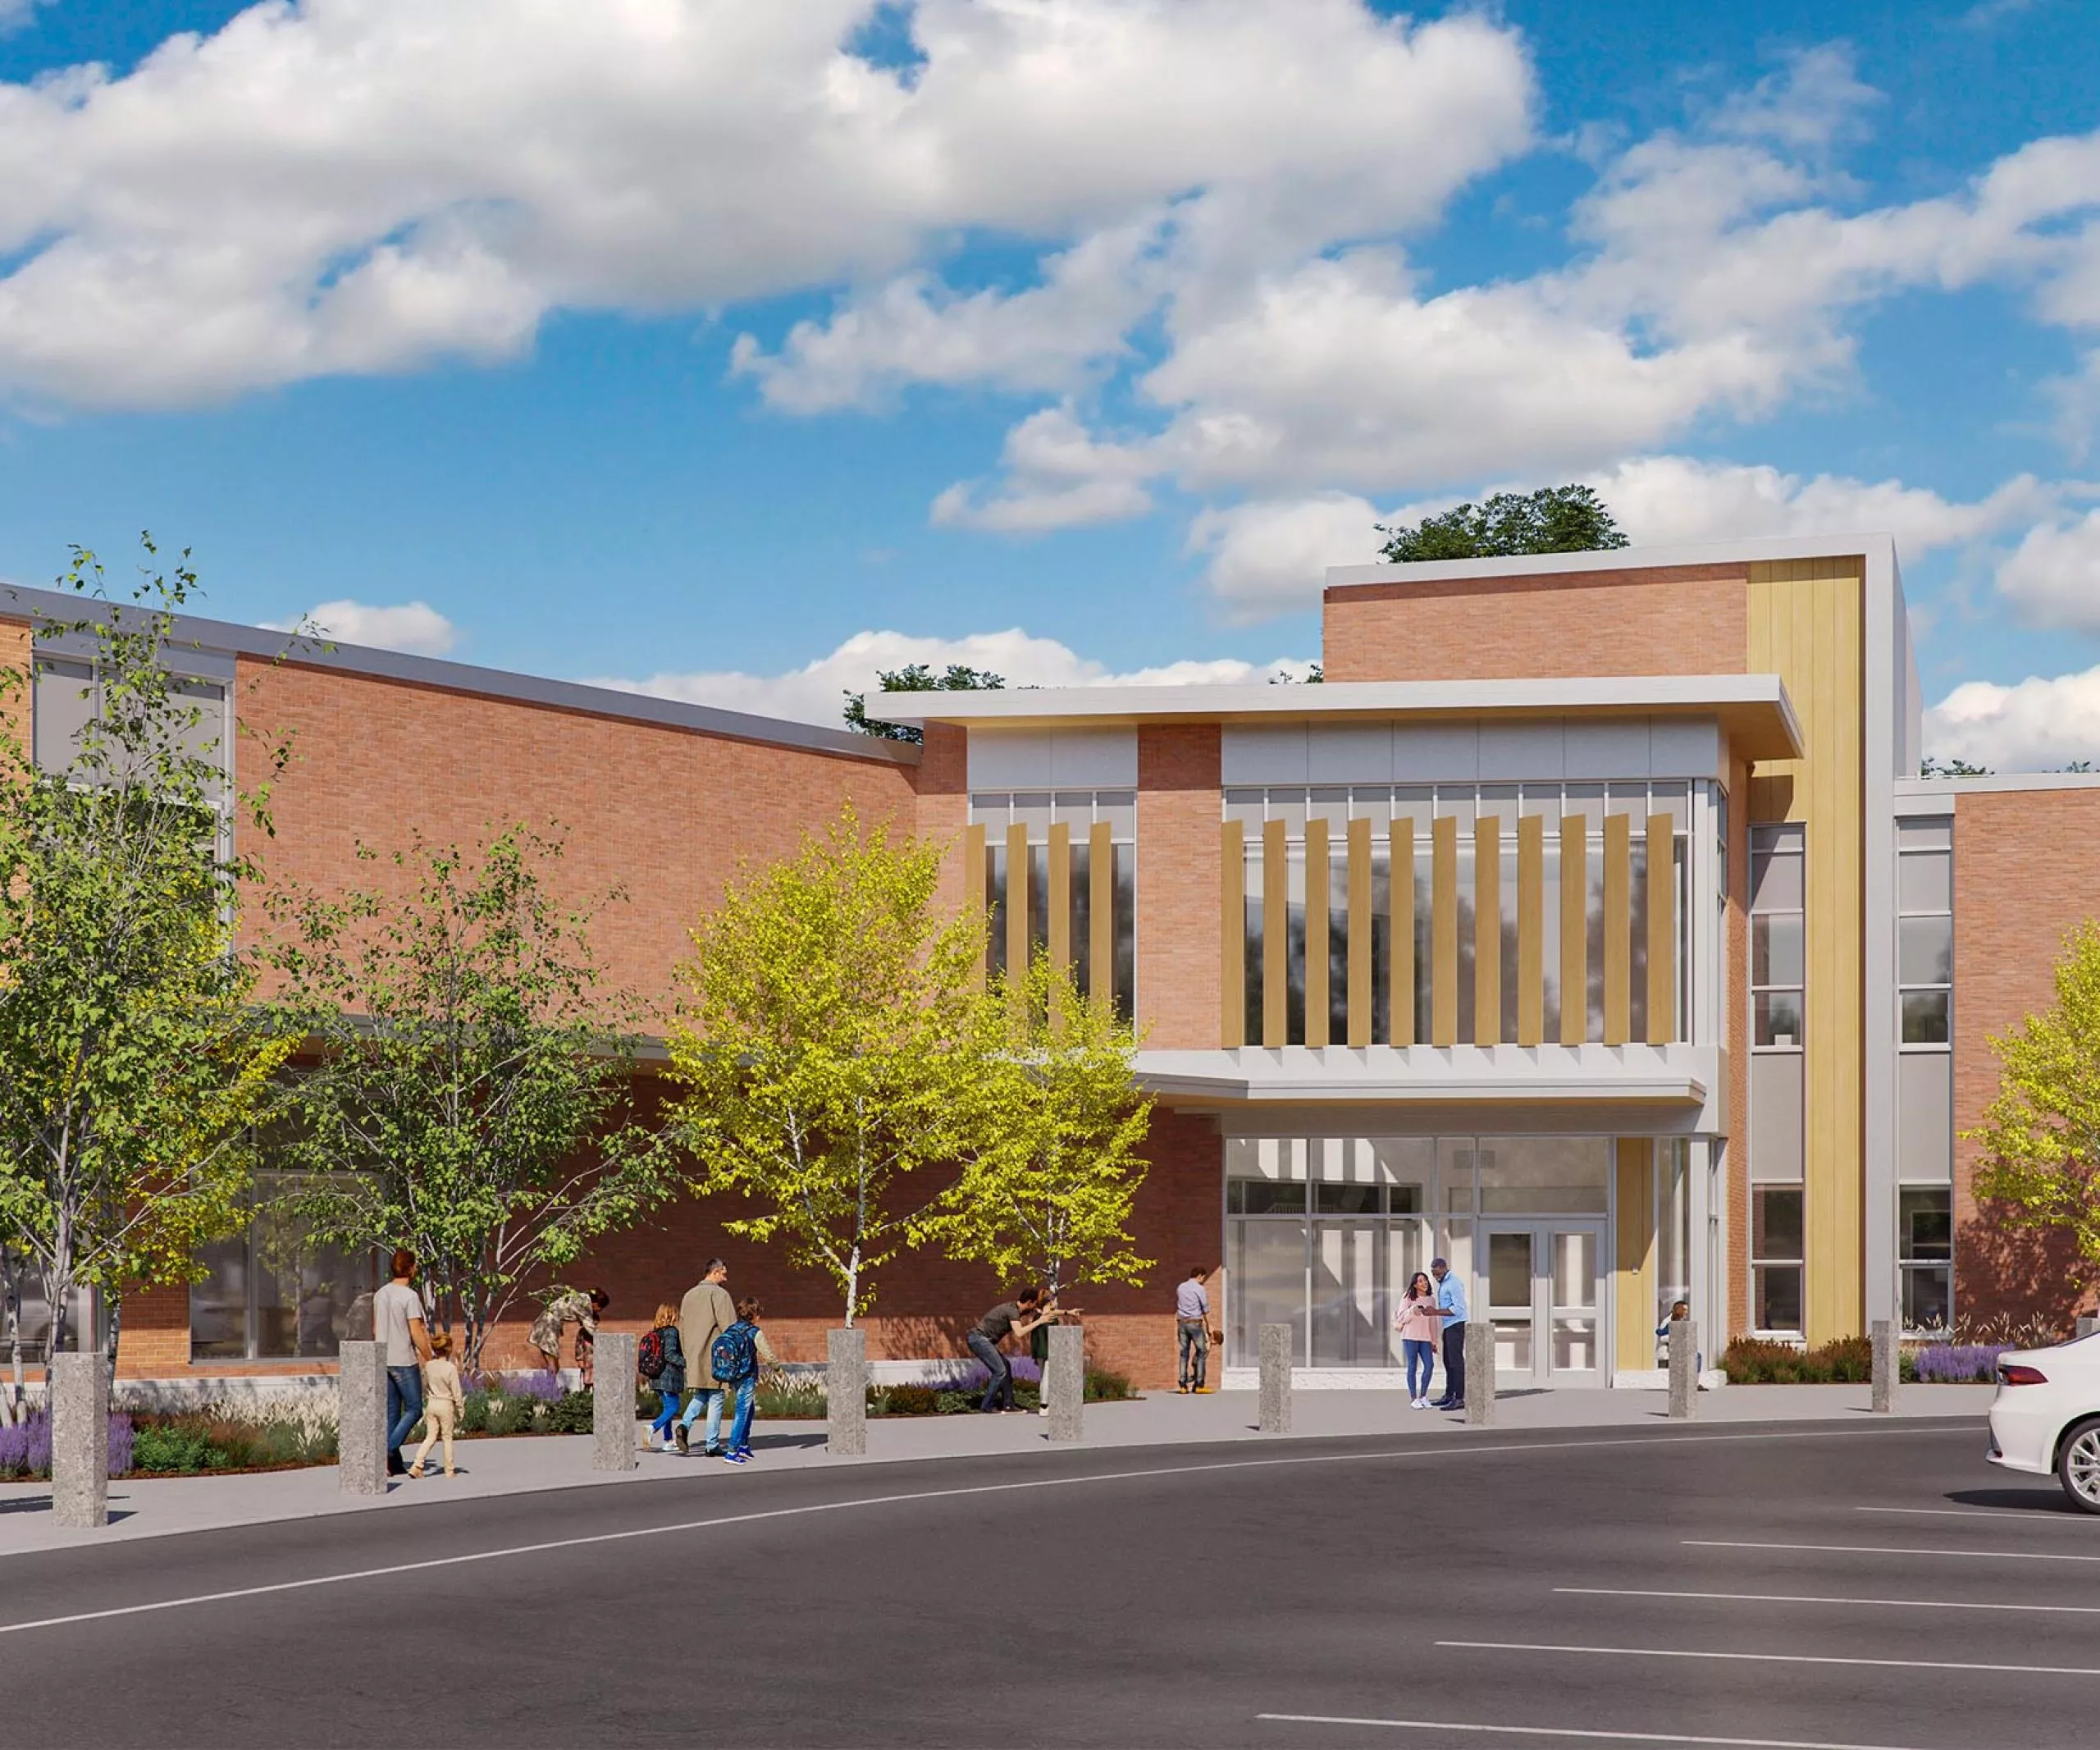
[1463,1321,1496,1426]
[1870,1318,1897,1414]
[1046,1323,1084,1442]
[50,1351,109,1529]
[2079,1314,2098,1341]
[1668,1318,1698,1420]
[827,1327,866,1457]
[1258,1323,1292,1434]
[336,1339,389,1496]
[594,1332,638,1470]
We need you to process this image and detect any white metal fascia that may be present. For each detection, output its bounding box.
[1322,531,1897,591]
[1132,1044,1717,1108]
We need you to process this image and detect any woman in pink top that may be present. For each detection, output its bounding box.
[1394,1271,1443,1409]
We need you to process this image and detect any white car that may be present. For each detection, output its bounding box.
[1987,1332,2100,1513]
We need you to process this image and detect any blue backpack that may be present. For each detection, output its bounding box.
[711,1320,760,1385]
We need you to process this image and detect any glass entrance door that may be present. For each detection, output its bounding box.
[1481,1222,1606,1386]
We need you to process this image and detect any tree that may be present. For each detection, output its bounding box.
[0,539,295,1416]
[844,663,1005,745]
[1921,756,1992,778]
[266,827,677,1373]
[926,951,1154,1300]
[669,805,984,1323]
[1969,921,2100,1297]
[1376,485,1629,563]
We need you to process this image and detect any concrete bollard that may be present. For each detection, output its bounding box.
[336,1339,389,1496]
[50,1351,110,1529]
[2078,1314,2098,1340]
[594,1332,638,1471]
[827,1327,866,1457]
[1464,1322,1496,1427]
[1669,1318,1698,1420]
[1258,1323,1292,1434]
[1870,1319,1897,1414]
[1046,1323,1084,1443]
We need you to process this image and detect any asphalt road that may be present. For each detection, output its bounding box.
[4,1414,2089,1749]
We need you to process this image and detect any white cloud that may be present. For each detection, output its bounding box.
[266,599,458,657]
[1927,665,2100,771]
[930,404,1160,532]
[589,626,1310,729]
[1993,509,2100,633]
[1185,492,1389,622]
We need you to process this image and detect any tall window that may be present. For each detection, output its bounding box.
[1749,824,1805,1333]
[1896,817,1954,1331]
[189,1177,381,1361]
[972,789,1134,1021]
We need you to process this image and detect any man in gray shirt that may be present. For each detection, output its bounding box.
[372,1248,431,1477]
[1175,1266,1212,1393]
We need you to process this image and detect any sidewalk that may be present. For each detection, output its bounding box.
[0,1382,1993,1558]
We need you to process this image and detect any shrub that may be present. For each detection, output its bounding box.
[755,1371,828,1419]
[874,1384,941,1417]
[1914,1343,2006,1383]
[131,1422,228,1473]
[543,1391,594,1434]
[1084,1367,1135,1402]
[1723,1334,1877,1384]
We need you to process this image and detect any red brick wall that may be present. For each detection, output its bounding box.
[1322,563,1749,683]
[1135,725,1221,1051]
[1952,788,2100,1330]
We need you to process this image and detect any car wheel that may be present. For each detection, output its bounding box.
[2057,1418,2100,1515]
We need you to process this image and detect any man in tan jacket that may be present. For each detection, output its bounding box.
[675,1257,736,1456]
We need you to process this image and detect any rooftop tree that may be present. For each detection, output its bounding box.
[1376,485,1628,563]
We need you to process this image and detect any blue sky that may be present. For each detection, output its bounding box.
[0,0,2096,764]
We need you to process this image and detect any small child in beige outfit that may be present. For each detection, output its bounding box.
[410,1332,466,1478]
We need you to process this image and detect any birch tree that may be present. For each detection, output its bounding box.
[669,806,983,1323]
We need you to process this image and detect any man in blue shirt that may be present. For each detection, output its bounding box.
[1429,1255,1468,1411]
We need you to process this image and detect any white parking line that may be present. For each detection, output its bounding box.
[1257,1716,1931,1750]
[1685,1539,2100,1564]
[1556,1586,2100,1616]
[1854,1506,2084,1523]
[0,1423,1954,1640]
[1437,1640,2100,1678]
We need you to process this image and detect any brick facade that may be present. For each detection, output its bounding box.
[1134,725,1222,1051]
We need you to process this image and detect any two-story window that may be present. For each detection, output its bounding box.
[969,789,1134,1021]
[1749,823,1805,1334]
[1896,818,1954,1332]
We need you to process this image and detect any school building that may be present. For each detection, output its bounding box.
[9,532,2097,1393]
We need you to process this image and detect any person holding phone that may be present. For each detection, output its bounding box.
[1394,1270,1443,1408]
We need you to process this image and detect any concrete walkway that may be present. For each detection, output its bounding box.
[0,1382,1993,1557]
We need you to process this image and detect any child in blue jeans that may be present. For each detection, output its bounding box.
[720,1298,778,1465]
[642,1302,686,1453]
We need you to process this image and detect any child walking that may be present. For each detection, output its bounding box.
[409,1331,465,1478]
[719,1297,778,1466]
[641,1301,687,1453]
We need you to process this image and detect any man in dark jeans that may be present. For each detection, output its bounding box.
[372,1248,431,1476]
[1428,1255,1469,1411]
[966,1288,1054,1412]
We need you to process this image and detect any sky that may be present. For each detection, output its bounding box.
[0,0,2097,768]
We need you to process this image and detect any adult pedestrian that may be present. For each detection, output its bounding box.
[372,1248,431,1478]
[529,1286,607,1383]
[1428,1255,1469,1412]
[1175,1266,1212,1393]
[640,1301,687,1453]
[1394,1269,1442,1408]
[676,1258,736,1456]
[967,1287,1055,1413]
[717,1297,778,1465]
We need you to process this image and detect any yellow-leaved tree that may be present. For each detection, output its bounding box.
[669,806,984,1324]
[1969,921,2100,1297]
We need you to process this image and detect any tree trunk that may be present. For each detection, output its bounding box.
[107,1290,121,1371]
[844,1243,861,1329]
[2,1252,22,1427]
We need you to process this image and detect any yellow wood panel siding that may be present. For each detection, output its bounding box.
[1089,821,1114,1013]
[1047,822,1072,980]
[1474,819,1500,1045]
[1614,1139,1655,1373]
[1263,819,1288,1048]
[1518,814,1545,1046]
[1431,815,1459,1047]
[1391,822,1416,1047]
[1005,821,1030,988]
[964,822,987,989]
[1305,818,1331,1049]
[1747,558,1866,1343]
[1347,816,1372,1049]
[1560,816,1587,1046]
[1220,820,1245,1049]
[1645,811,1674,1044]
[1603,812,1632,1045]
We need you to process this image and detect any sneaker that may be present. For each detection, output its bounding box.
[722,1451,748,1465]
[673,1423,689,1455]
[700,1445,724,1458]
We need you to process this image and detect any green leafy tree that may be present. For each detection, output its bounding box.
[669,805,984,1323]
[928,952,1154,1299]
[1921,756,1992,778]
[0,539,295,1414]
[1969,922,2100,1295]
[1376,485,1629,563]
[267,827,677,1373]
[844,663,1005,745]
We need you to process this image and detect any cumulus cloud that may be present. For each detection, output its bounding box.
[1927,665,2100,771]
[930,404,1160,532]
[589,626,1311,729]
[1993,509,2100,633]
[266,599,459,657]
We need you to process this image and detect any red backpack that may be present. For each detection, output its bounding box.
[638,1327,669,1380]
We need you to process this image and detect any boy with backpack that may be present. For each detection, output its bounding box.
[637,1302,687,1453]
[712,1297,777,1466]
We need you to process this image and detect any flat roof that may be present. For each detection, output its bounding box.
[878,672,1804,761]
[1324,532,1896,594]
[0,579,917,768]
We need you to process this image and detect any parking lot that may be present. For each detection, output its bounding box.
[2,1415,2084,1748]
